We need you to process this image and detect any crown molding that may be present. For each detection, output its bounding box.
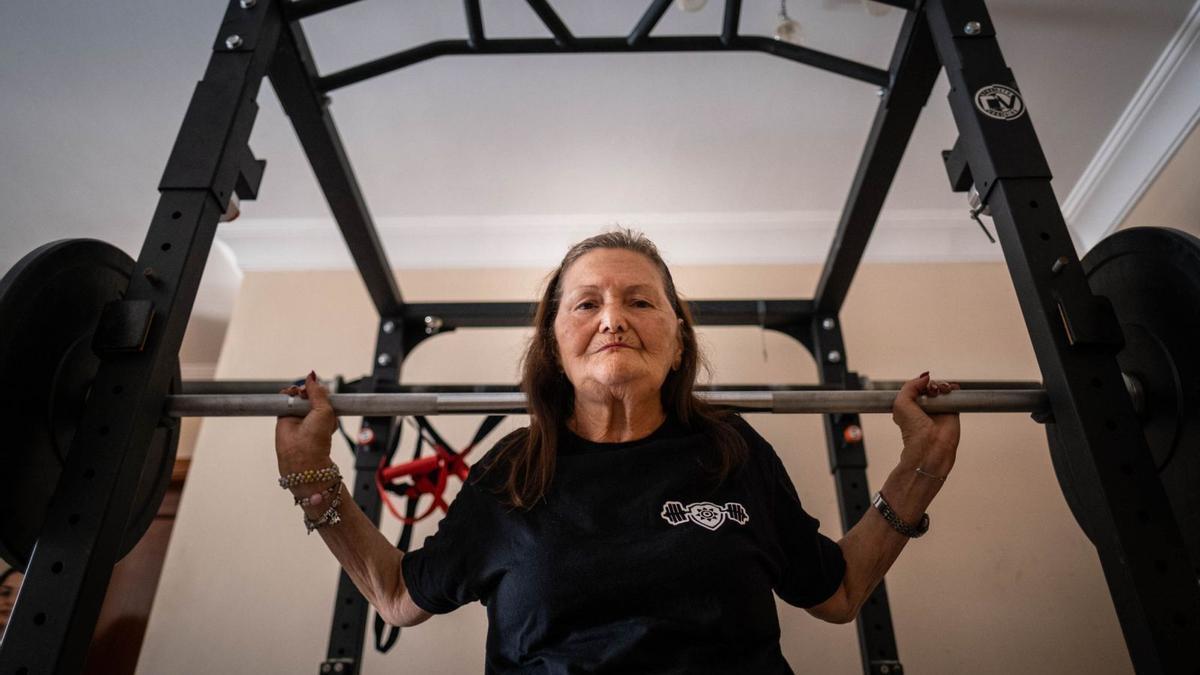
[216,209,1002,271]
[1062,0,1200,253]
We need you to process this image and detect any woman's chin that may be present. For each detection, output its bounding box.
[581,368,654,393]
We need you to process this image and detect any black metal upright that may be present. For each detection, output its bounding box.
[813,9,940,315]
[269,10,423,674]
[0,1,283,672]
[800,11,945,672]
[921,0,1200,672]
[805,319,902,675]
[317,317,409,675]
[269,17,403,317]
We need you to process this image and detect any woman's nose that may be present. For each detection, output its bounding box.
[599,304,627,333]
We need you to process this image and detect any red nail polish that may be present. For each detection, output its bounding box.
[308,370,316,381]
[919,371,930,378]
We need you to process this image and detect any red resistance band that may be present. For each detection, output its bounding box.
[375,416,504,525]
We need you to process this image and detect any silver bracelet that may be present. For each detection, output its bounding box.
[294,480,341,507]
[915,466,947,482]
[303,492,343,534]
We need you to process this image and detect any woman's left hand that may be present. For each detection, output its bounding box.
[893,372,961,478]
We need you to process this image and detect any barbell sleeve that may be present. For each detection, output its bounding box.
[164,389,1050,418]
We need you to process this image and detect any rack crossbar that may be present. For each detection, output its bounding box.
[318,36,890,92]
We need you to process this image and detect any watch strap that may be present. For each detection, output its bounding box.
[871,491,929,538]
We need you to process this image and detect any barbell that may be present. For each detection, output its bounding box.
[167,388,1051,417]
[1,227,1197,577]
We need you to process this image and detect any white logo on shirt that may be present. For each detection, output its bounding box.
[661,501,749,531]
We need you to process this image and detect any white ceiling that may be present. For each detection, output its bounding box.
[0,0,1196,275]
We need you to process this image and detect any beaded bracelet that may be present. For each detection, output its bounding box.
[304,492,343,535]
[294,480,341,507]
[279,464,341,490]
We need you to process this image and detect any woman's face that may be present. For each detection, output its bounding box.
[553,248,683,398]
[0,571,21,633]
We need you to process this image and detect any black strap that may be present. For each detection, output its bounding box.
[374,426,423,652]
[371,415,506,653]
[413,416,450,451]
[470,415,507,450]
[372,501,418,651]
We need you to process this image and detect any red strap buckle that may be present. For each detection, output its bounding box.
[376,443,473,524]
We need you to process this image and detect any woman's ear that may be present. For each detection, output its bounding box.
[549,342,565,373]
[673,332,684,371]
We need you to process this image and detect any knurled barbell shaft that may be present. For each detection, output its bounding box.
[164,389,1050,417]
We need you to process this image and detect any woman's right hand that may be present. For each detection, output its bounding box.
[274,371,339,476]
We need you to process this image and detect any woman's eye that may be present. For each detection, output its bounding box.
[633,299,653,308]
[575,301,595,310]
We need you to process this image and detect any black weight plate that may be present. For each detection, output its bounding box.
[0,239,179,570]
[1044,421,1100,545]
[121,367,179,565]
[1081,226,1200,571]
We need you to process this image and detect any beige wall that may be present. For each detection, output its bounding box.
[138,262,1131,674]
[1119,123,1200,239]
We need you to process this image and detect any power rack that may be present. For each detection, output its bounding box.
[1,1,1197,674]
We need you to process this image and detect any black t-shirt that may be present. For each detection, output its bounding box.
[401,414,846,674]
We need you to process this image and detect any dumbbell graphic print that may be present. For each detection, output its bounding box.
[661,501,750,531]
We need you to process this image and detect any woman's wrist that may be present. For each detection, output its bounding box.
[277,459,343,521]
[881,462,943,525]
[295,482,346,520]
[897,444,954,478]
[277,455,335,479]
[290,478,341,501]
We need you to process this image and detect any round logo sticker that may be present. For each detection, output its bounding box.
[974,84,1025,121]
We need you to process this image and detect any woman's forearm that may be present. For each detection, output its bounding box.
[836,458,945,618]
[293,481,409,624]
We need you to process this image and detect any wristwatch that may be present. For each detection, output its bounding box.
[871,491,929,538]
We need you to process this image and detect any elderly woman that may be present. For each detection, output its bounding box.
[0,568,20,637]
[274,230,959,673]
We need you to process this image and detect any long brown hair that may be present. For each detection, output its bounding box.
[496,228,747,508]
